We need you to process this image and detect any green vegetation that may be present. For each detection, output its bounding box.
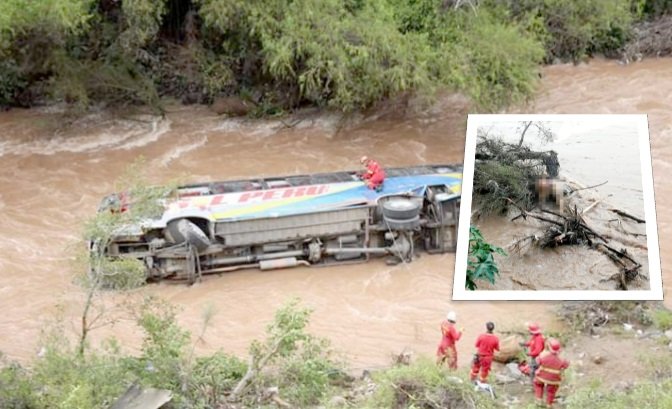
[503,0,634,61]
[473,124,559,216]
[556,301,654,333]
[466,225,507,290]
[2,0,667,113]
[0,298,338,409]
[362,357,498,409]
[566,379,672,409]
[651,307,672,331]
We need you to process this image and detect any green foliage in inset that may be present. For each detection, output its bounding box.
[466,225,506,290]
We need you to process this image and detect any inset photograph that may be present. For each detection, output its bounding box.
[453,114,662,300]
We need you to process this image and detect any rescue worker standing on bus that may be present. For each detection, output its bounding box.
[470,321,500,383]
[436,311,463,369]
[521,322,545,381]
[360,156,385,191]
[534,338,570,408]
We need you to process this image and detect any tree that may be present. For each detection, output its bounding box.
[79,158,175,356]
[516,120,556,148]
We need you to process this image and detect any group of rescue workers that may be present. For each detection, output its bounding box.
[437,311,570,408]
[359,159,569,407]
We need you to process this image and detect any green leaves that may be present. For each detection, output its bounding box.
[466,225,507,290]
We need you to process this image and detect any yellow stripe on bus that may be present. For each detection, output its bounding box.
[211,183,360,219]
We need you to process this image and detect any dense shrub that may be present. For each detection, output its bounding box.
[0,0,545,112]
[501,0,634,61]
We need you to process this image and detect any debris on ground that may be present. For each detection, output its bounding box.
[507,203,645,290]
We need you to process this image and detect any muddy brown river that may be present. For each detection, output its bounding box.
[0,59,670,370]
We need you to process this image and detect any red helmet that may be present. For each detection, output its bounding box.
[549,338,561,353]
[527,323,541,335]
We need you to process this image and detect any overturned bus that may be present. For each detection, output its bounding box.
[94,165,462,283]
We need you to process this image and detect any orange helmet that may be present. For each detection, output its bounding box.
[360,155,369,164]
[528,323,541,335]
[549,338,561,353]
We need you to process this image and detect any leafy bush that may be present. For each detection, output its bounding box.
[190,352,247,407]
[466,226,507,290]
[502,0,634,61]
[134,297,192,392]
[447,8,545,109]
[27,335,132,409]
[0,355,35,409]
[233,298,342,406]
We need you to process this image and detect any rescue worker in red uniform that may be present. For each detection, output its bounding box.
[534,338,570,408]
[436,311,463,369]
[521,322,545,381]
[470,321,500,383]
[360,156,385,191]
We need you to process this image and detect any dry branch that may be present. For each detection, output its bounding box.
[609,208,645,224]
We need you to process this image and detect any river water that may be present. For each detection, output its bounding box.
[0,58,670,370]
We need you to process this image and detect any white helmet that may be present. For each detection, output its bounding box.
[446,311,457,322]
[360,155,368,164]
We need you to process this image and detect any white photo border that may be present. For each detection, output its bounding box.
[452,114,663,301]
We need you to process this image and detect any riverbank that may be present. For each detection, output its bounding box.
[2,299,671,408]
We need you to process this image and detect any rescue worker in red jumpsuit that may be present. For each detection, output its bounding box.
[436,311,463,369]
[360,156,385,192]
[534,338,570,408]
[521,322,545,381]
[470,321,500,383]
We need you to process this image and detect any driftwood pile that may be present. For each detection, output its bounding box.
[507,200,645,290]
